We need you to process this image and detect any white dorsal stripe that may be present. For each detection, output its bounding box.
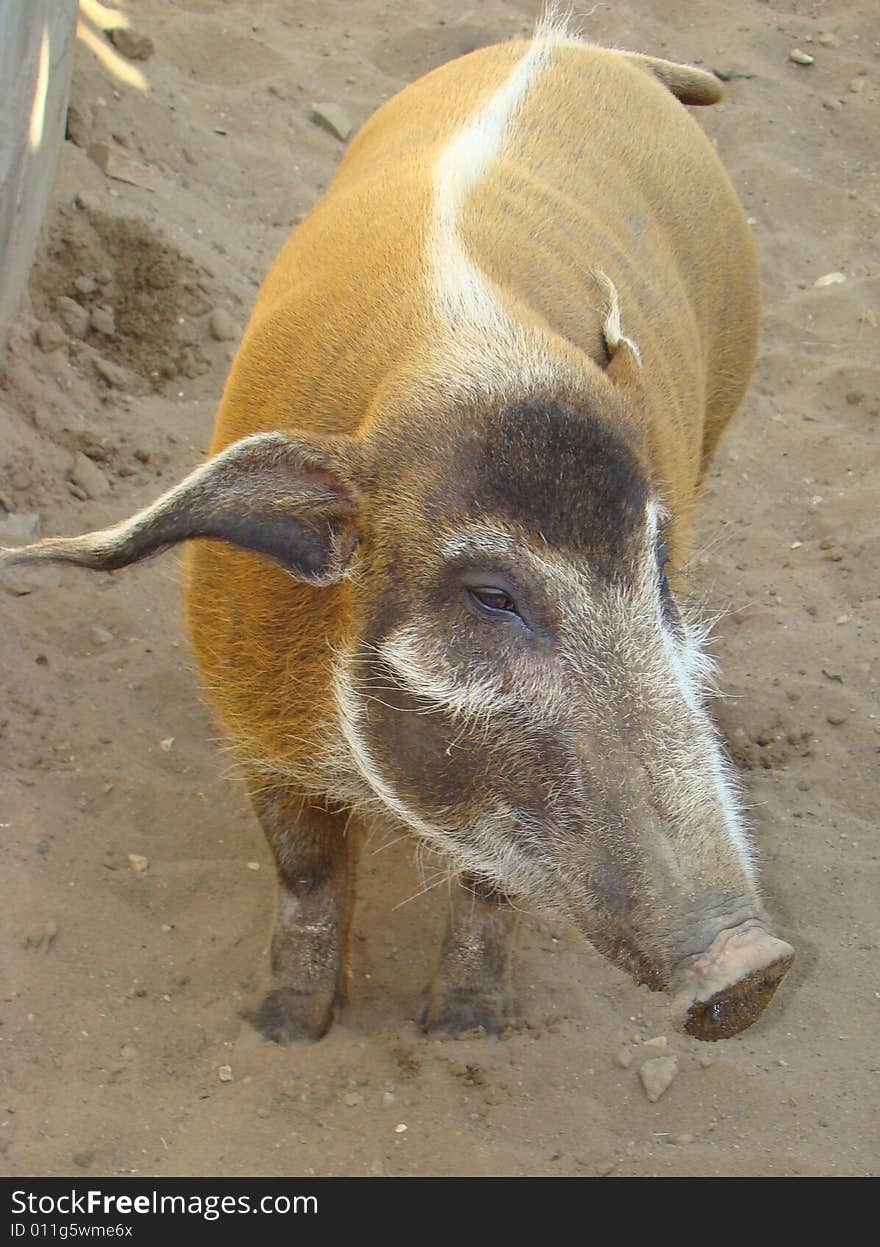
[432,17,577,328]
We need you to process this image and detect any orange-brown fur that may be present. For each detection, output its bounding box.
[186,38,759,788]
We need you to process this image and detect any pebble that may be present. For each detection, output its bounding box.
[127,853,149,873]
[311,102,353,141]
[817,32,840,47]
[90,306,116,336]
[0,514,62,595]
[94,356,129,388]
[120,1043,137,1061]
[343,1091,363,1107]
[74,274,97,296]
[814,271,846,287]
[55,296,90,339]
[826,712,847,726]
[698,1052,715,1069]
[642,1035,668,1053]
[218,1064,233,1082]
[108,27,155,61]
[208,308,236,342]
[88,142,157,192]
[639,1056,678,1103]
[35,321,67,353]
[72,1150,95,1169]
[394,1122,407,1133]
[0,512,40,544]
[595,1159,617,1176]
[789,48,815,66]
[669,1133,694,1146]
[70,452,111,499]
[159,736,175,752]
[615,1045,633,1069]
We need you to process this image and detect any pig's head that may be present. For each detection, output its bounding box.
[1,370,793,1040]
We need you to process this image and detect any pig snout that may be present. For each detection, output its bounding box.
[670,919,794,1041]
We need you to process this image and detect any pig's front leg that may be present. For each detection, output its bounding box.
[421,875,519,1037]
[245,786,357,1043]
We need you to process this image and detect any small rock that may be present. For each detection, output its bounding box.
[218,1064,233,1082]
[615,1045,633,1069]
[814,271,846,288]
[394,1122,407,1133]
[343,1091,363,1107]
[88,142,157,192]
[90,306,116,336]
[0,514,61,595]
[595,1158,617,1176]
[108,27,155,61]
[846,391,864,406]
[65,104,91,148]
[669,1133,694,1146]
[789,48,815,66]
[93,355,129,388]
[698,1052,715,1069]
[72,1150,95,1169]
[642,1035,668,1052]
[382,1091,396,1106]
[817,32,840,47]
[70,452,111,499]
[55,296,90,340]
[120,1042,137,1061]
[74,274,97,296]
[311,102,353,141]
[208,308,236,342]
[826,712,847,726]
[256,1107,270,1119]
[639,1055,679,1103]
[127,853,149,873]
[0,512,40,544]
[247,861,260,871]
[821,96,843,111]
[848,78,865,95]
[35,321,67,353]
[90,626,113,645]
[159,737,175,752]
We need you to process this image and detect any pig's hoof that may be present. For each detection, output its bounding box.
[244,987,337,1045]
[419,989,511,1038]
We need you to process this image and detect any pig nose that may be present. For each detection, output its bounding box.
[670,920,794,1041]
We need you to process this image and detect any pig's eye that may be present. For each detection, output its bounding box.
[466,586,522,620]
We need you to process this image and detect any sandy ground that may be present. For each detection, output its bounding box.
[1,0,878,1178]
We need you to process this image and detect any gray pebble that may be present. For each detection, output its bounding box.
[70,452,111,500]
[108,27,155,61]
[639,1055,679,1103]
[55,296,90,340]
[94,356,129,388]
[90,306,116,336]
[35,322,67,353]
[209,308,236,342]
[311,102,353,141]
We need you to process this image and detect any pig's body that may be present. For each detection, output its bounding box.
[2,25,793,1044]
[189,35,758,796]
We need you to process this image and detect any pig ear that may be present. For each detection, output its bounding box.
[0,432,361,586]
[595,269,643,392]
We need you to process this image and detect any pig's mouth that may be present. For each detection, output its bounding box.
[670,919,795,1041]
